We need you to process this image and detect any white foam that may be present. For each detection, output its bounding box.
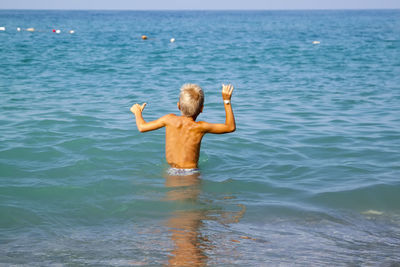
[362,210,383,215]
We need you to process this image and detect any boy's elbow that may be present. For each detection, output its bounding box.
[228,125,236,133]
[136,122,147,132]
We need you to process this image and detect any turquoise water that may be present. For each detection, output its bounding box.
[1,10,400,265]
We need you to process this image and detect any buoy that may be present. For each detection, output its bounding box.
[312,41,320,44]
[141,35,148,40]
[69,30,75,34]
[0,27,5,31]
[56,29,61,34]
[26,28,35,32]
[52,29,56,33]
[170,38,175,43]
[17,27,21,32]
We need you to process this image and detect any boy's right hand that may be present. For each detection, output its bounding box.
[222,84,234,100]
[130,103,147,115]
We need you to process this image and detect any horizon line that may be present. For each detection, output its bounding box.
[1,8,399,11]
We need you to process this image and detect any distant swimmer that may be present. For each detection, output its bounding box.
[312,41,321,44]
[131,84,236,173]
[142,35,148,40]
[56,29,61,34]
[170,38,175,43]
[69,30,75,34]
[17,27,21,31]
[26,28,35,32]
[0,27,5,31]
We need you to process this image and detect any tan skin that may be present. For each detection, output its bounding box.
[131,84,235,169]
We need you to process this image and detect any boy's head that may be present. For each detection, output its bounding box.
[178,84,204,117]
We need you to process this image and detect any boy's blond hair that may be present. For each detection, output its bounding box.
[179,84,204,117]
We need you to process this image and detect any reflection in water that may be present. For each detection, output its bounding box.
[164,171,247,266]
[164,171,207,266]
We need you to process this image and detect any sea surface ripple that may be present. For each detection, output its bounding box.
[1,10,400,265]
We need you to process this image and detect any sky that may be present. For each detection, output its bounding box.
[1,0,399,10]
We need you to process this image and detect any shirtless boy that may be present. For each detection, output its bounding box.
[130,84,235,173]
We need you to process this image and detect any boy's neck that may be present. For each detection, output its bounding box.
[180,114,198,121]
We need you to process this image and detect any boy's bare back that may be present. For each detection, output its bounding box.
[163,114,205,168]
[131,84,235,169]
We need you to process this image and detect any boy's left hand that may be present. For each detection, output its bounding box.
[130,103,147,115]
[222,84,234,100]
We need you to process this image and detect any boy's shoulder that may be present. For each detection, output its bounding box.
[162,114,208,129]
[160,113,179,124]
[162,113,177,120]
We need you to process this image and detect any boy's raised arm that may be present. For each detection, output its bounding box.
[130,103,166,132]
[201,84,236,134]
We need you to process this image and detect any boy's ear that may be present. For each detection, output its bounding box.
[177,102,181,110]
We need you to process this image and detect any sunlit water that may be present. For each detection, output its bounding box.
[1,10,400,265]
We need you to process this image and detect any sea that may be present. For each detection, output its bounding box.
[0,9,399,266]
